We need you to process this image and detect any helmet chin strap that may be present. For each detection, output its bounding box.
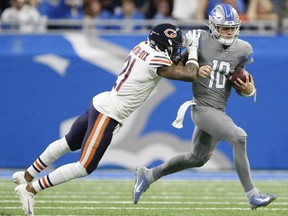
[217,29,240,46]
[154,45,161,52]
[215,31,239,46]
[209,25,235,46]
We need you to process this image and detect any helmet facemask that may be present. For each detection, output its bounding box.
[167,39,183,65]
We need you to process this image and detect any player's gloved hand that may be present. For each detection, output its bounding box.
[185,30,201,66]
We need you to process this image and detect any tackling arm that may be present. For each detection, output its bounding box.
[157,29,201,82]
[156,62,198,81]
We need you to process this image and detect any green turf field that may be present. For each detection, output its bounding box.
[1,178,287,216]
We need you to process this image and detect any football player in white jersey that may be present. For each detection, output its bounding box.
[12,23,200,216]
[133,4,276,209]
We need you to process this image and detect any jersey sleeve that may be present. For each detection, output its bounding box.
[149,52,173,68]
[242,42,254,65]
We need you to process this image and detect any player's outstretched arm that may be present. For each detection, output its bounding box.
[157,29,201,82]
[156,62,198,81]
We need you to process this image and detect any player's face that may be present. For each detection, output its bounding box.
[218,26,237,39]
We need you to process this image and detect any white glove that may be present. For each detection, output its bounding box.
[185,30,201,66]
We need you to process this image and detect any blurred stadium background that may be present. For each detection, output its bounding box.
[1,17,288,171]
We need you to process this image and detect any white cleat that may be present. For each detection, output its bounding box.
[15,184,35,216]
[12,171,27,185]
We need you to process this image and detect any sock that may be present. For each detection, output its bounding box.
[27,137,71,177]
[232,137,257,194]
[145,168,155,184]
[32,161,87,192]
[246,187,260,200]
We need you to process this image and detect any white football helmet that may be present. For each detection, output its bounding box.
[208,4,241,46]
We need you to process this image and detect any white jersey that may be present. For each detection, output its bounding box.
[1,5,41,32]
[93,41,173,123]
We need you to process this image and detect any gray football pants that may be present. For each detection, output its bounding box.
[152,105,255,192]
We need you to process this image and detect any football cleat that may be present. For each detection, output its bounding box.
[133,166,150,204]
[12,171,27,185]
[249,193,276,210]
[15,184,35,216]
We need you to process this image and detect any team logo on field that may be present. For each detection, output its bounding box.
[164,29,177,38]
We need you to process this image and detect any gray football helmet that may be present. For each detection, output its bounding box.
[208,4,241,46]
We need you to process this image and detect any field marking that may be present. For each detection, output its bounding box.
[3,200,288,206]
[2,206,288,211]
[3,194,288,200]
[0,200,253,205]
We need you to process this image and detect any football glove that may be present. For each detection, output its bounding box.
[185,30,201,66]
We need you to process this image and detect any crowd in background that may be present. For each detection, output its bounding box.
[0,0,284,33]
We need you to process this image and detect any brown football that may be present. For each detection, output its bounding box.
[229,68,251,85]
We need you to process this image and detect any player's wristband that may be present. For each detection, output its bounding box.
[187,47,198,60]
[186,58,199,67]
[240,88,257,103]
[240,87,256,97]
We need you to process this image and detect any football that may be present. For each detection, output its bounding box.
[229,68,250,85]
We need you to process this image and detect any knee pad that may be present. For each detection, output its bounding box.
[232,127,247,146]
[230,126,247,144]
[236,126,247,138]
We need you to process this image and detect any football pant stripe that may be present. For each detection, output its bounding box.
[82,115,110,168]
[80,114,110,169]
[79,113,103,163]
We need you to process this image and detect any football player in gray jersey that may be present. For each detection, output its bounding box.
[133,4,276,209]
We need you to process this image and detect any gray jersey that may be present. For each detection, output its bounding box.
[193,31,253,110]
[158,31,259,200]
